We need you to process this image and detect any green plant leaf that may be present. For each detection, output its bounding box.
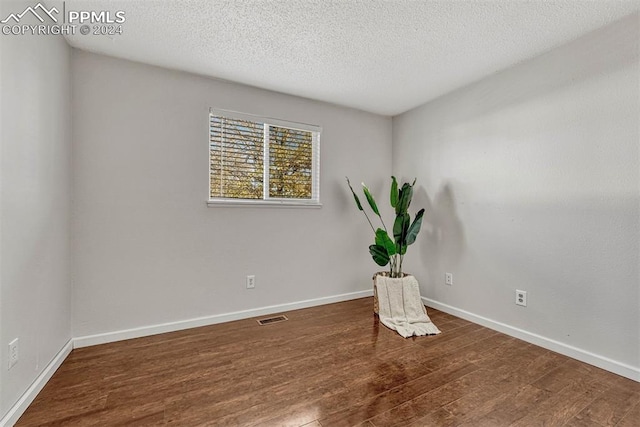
[362,184,380,216]
[400,244,407,255]
[396,183,413,214]
[393,213,410,253]
[375,228,397,256]
[406,208,425,245]
[390,176,398,208]
[345,177,363,211]
[369,244,390,266]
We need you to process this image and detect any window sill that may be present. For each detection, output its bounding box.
[207,199,322,208]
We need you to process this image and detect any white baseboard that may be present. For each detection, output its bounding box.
[423,297,640,382]
[0,339,73,427]
[74,289,373,348]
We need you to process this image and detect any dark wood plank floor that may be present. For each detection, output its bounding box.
[17,298,639,426]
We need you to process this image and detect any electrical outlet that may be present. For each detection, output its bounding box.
[8,338,18,370]
[246,275,255,289]
[445,273,453,286]
[516,290,527,307]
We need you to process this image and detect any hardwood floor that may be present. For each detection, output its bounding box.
[17,298,639,426]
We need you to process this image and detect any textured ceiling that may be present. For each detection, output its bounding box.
[55,0,639,116]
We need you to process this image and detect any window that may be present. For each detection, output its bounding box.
[208,109,321,207]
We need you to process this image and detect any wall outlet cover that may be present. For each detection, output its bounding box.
[516,290,527,307]
[8,338,19,370]
[246,275,255,289]
[445,273,453,285]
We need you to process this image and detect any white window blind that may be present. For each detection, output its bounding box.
[209,109,321,206]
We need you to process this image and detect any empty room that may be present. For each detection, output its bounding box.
[1,0,639,426]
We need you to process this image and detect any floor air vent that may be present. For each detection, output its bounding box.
[257,315,288,326]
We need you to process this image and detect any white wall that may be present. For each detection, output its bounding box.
[72,51,391,338]
[393,14,639,377]
[0,0,72,418]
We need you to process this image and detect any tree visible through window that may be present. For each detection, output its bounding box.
[268,125,312,198]
[209,110,320,204]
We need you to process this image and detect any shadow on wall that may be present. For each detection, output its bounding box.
[416,184,465,285]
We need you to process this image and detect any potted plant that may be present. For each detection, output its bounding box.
[346,177,425,314]
[347,177,425,277]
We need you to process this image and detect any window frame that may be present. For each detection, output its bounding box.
[207,108,322,208]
